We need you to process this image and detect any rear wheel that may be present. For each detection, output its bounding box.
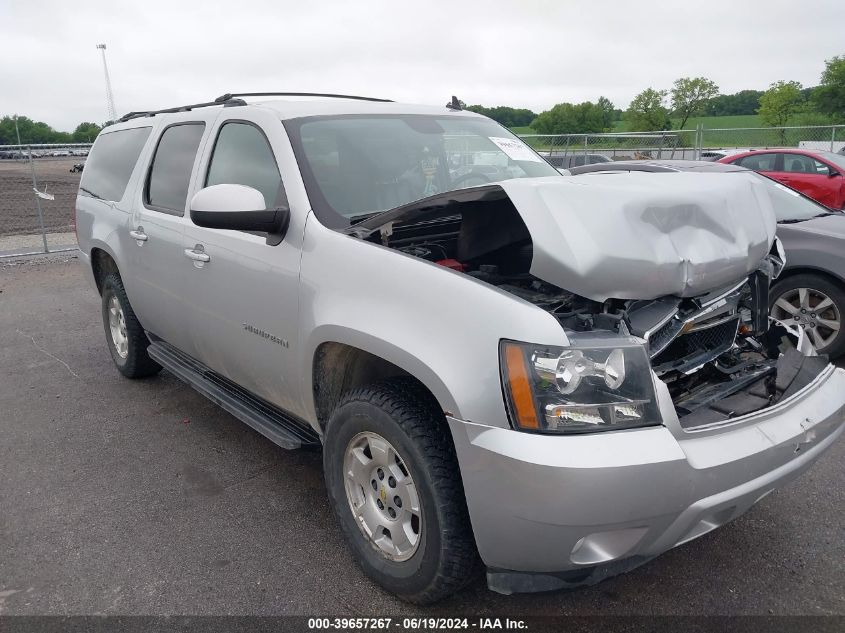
[323,378,478,604]
[770,273,845,358]
[100,273,161,378]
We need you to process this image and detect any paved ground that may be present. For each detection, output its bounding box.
[1,255,843,616]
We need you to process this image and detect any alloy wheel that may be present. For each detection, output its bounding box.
[107,294,129,359]
[343,431,422,561]
[772,286,841,350]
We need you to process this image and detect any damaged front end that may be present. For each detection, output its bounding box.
[347,173,830,431]
[615,247,830,431]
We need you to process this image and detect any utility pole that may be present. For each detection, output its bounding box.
[96,44,117,123]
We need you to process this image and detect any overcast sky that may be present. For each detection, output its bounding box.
[1,0,842,131]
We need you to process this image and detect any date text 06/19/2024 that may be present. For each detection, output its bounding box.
[307,618,528,630]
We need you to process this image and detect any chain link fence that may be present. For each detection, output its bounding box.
[518,125,845,166]
[698,125,845,155]
[0,143,90,257]
[520,131,698,165]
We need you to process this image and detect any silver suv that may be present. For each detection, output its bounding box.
[76,93,845,604]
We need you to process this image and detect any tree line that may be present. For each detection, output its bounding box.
[471,54,845,134]
[0,116,103,145]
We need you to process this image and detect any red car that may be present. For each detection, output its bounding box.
[718,149,845,210]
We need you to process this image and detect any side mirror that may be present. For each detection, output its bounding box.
[190,184,290,243]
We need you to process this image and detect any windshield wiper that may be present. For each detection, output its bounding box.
[79,186,104,200]
[778,212,841,224]
[348,211,381,225]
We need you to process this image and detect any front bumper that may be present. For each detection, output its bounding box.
[448,365,845,594]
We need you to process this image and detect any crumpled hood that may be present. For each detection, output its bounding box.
[498,172,778,301]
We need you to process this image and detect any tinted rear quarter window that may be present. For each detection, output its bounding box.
[79,127,151,201]
[146,123,205,214]
[737,153,777,171]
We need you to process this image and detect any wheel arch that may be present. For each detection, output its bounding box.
[773,266,845,291]
[308,332,461,432]
[90,245,121,294]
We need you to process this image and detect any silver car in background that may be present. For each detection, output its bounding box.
[75,94,845,604]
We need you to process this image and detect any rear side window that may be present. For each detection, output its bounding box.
[781,154,831,175]
[79,127,151,201]
[737,153,777,171]
[205,122,282,208]
[145,123,205,215]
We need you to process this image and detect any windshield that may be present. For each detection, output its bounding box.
[285,114,559,225]
[750,172,834,221]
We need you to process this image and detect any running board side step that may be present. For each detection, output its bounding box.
[147,340,321,450]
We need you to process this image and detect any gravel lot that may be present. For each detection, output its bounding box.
[1,254,843,616]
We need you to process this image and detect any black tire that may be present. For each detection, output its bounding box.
[770,273,845,359]
[323,377,478,604]
[100,273,161,378]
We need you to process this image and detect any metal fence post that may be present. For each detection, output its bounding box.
[833,126,837,152]
[26,145,50,254]
[696,124,702,160]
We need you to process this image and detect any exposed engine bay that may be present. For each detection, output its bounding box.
[349,184,827,429]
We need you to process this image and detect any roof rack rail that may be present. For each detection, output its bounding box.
[117,91,394,123]
[214,92,393,103]
[118,97,247,123]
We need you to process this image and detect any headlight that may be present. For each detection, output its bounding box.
[500,336,662,434]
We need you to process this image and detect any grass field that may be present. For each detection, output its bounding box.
[512,115,763,136]
[612,114,762,132]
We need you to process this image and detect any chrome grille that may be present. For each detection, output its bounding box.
[652,317,740,374]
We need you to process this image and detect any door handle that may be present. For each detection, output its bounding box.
[129,228,148,242]
[184,245,211,263]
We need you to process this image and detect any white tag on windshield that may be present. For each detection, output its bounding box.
[489,136,543,163]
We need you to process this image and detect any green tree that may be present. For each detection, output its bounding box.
[73,122,102,142]
[812,55,845,123]
[704,90,764,116]
[530,101,608,134]
[625,88,671,131]
[0,116,19,144]
[596,96,616,131]
[758,80,803,128]
[0,115,74,144]
[670,76,719,129]
[465,105,537,128]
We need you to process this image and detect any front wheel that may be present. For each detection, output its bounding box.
[323,378,478,604]
[770,273,845,359]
